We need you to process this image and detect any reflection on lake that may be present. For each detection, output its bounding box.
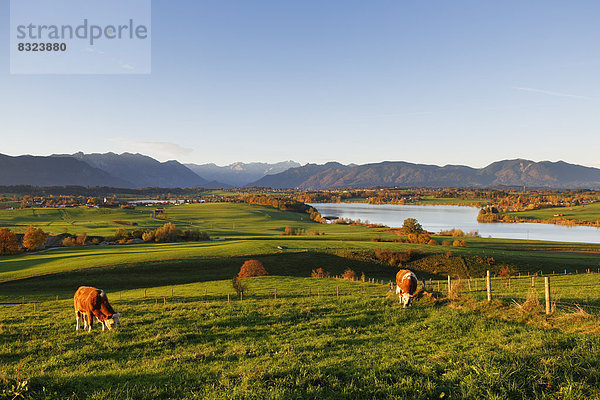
[309,203,600,244]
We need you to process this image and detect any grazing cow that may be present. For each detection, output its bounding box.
[395,269,418,308]
[74,286,121,332]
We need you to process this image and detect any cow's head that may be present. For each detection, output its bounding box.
[400,293,414,308]
[104,313,121,330]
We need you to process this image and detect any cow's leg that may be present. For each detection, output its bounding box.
[97,317,105,331]
[86,313,93,332]
[75,311,81,330]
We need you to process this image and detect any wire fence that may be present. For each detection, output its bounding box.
[4,270,600,316]
[427,270,600,314]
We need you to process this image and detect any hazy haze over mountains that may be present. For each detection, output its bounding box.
[1,153,599,189]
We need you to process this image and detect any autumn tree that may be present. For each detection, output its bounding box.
[22,225,48,251]
[76,232,88,246]
[0,228,22,255]
[237,260,269,278]
[402,218,423,234]
[342,268,356,281]
[311,267,330,278]
[154,223,182,242]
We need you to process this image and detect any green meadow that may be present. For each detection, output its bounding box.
[2,277,600,399]
[2,203,600,399]
[505,201,600,224]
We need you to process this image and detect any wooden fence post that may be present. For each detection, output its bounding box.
[171,287,174,297]
[56,295,59,302]
[274,288,277,300]
[144,289,147,298]
[227,294,230,303]
[33,303,36,312]
[468,279,471,291]
[447,276,451,293]
[486,270,492,302]
[163,296,166,305]
[240,291,243,302]
[336,286,339,298]
[545,277,551,315]
[531,276,535,287]
[437,281,440,291]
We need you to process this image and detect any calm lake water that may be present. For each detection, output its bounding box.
[309,203,600,244]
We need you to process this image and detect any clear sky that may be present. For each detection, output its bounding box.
[1,1,599,168]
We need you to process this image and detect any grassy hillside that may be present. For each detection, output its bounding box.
[2,277,600,399]
[504,201,600,224]
[1,203,600,291]
[0,203,382,239]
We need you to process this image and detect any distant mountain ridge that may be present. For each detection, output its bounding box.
[251,159,600,189]
[185,160,300,186]
[53,152,215,188]
[0,154,132,187]
[1,153,598,189]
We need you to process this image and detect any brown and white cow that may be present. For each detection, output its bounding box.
[395,269,418,308]
[74,286,121,332]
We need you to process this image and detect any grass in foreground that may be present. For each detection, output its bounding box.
[2,277,600,399]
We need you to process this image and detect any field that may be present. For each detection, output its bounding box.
[504,202,600,224]
[3,276,600,399]
[2,203,600,399]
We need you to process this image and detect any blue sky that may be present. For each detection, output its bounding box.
[1,1,599,167]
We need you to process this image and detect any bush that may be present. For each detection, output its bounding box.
[154,223,182,242]
[22,225,48,251]
[238,260,269,278]
[113,227,128,241]
[452,240,467,247]
[142,231,155,242]
[342,268,356,281]
[441,240,452,246]
[0,228,22,255]
[182,229,210,241]
[62,237,76,247]
[76,233,87,246]
[374,247,412,266]
[311,267,330,278]
[427,239,438,245]
[231,277,248,296]
[282,226,304,236]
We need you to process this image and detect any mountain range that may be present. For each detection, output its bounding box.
[185,161,300,187]
[250,159,600,189]
[0,153,599,189]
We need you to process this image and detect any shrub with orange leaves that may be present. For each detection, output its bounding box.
[238,259,269,278]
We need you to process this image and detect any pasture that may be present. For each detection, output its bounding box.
[504,201,600,224]
[2,276,600,399]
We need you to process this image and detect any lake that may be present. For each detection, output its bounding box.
[309,203,600,244]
